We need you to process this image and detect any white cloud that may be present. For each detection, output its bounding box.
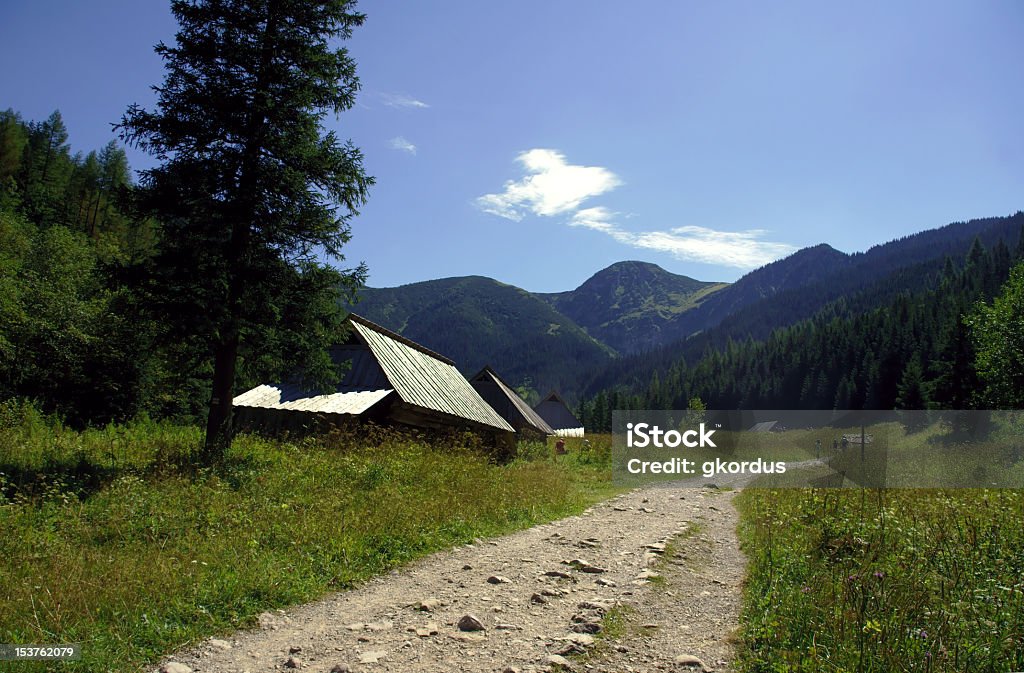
[479,149,795,270]
[475,149,622,221]
[569,207,623,235]
[389,136,417,155]
[382,93,429,109]
[571,209,796,269]
[629,226,797,268]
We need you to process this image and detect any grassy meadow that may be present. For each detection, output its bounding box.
[734,418,1024,671]
[736,487,1024,672]
[0,401,615,672]
[4,399,1023,673]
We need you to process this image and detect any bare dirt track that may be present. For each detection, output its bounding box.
[157,482,746,673]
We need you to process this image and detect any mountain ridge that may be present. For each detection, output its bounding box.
[352,212,1024,403]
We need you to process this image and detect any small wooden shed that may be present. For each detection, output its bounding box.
[533,391,584,437]
[234,314,515,446]
[469,366,555,439]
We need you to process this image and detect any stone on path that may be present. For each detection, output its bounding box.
[358,650,386,664]
[159,664,192,673]
[414,623,439,637]
[449,632,486,643]
[545,653,575,670]
[457,614,485,631]
[415,597,443,612]
[675,653,709,670]
[543,570,573,579]
[569,621,601,634]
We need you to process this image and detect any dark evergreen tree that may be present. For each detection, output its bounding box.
[0,109,28,190]
[968,262,1024,409]
[117,0,373,456]
[21,111,73,225]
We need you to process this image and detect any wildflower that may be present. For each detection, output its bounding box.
[919,629,928,639]
[802,586,811,593]
[873,571,884,579]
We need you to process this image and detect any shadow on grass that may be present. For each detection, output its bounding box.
[0,449,269,502]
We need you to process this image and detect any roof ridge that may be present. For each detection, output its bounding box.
[347,313,456,366]
[540,390,569,406]
[471,364,514,389]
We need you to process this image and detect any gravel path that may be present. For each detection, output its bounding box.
[157,482,746,673]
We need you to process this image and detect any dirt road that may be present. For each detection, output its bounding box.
[157,482,746,673]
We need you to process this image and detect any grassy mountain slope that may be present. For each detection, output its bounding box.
[537,261,728,354]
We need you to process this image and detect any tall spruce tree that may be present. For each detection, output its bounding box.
[118,0,373,456]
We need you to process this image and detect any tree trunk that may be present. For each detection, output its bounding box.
[202,4,278,460]
[204,331,240,460]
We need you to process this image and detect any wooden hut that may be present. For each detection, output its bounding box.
[469,366,555,439]
[233,314,515,447]
[533,391,584,437]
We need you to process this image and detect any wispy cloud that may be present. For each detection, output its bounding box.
[479,149,795,270]
[388,136,417,155]
[381,92,430,109]
[475,149,622,221]
[569,206,623,235]
[570,208,796,269]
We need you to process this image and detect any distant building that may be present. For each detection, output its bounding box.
[233,314,515,449]
[469,366,555,439]
[533,391,584,437]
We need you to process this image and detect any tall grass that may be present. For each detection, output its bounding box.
[736,487,1024,672]
[0,402,616,672]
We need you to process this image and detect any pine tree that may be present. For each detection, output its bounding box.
[118,0,373,457]
[22,111,73,225]
[0,109,28,188]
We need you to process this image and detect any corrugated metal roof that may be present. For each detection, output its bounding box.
[349,317,514,432]
[234,383,393,415]
[470,366,555,435]
[534,391,584,433]
[347,313,455,364]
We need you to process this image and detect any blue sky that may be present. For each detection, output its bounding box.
[2,1,1021,292]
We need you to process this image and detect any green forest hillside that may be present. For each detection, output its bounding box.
[578,226,1024,430]
[0,109,160,425]
[0,107,327,427]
